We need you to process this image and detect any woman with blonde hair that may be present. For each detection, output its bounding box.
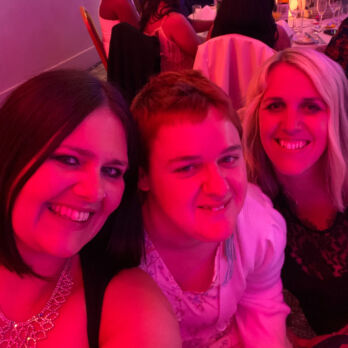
[243,47,348,346]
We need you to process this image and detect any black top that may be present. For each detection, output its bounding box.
[274,194,348,335]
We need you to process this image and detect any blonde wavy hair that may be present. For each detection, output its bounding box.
[243,47,348,211]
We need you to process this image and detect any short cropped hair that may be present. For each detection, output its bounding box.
[243,47,348,210]
[131,69,242,170]
[0,69,142,275]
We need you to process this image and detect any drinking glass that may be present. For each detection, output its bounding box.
[292,0,307,41]
[316,0,328,30]
[289,0,300,30]
[328,0,342,23]
[192,4,202,19]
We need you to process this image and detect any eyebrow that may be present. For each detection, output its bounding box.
[262,96,325,103]
[167,145,242,164]
[58,145,128,167]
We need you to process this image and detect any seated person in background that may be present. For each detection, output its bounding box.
[211,0,290,51]
[99,0,140,56]
[179,0,213,16]
[131,70,291,347]
[243,47,348,347]
[325,16,348,79]
[0,70,181,348]
[140,0,201,71]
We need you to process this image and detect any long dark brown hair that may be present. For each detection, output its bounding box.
[140,0,180,31]
[211,0,278,48]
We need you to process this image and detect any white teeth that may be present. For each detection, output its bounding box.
[200,204,225,212]
[50,204,90,222]
[278,139,308,150]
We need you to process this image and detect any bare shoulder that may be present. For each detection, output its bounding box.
[165,12,191,28]
[100,268,182,348]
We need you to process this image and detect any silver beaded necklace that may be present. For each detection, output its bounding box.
[0,260,74,348]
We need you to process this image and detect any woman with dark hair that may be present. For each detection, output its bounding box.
[140,0,201,71]
[0,70,181,347]
[211,0,290,50]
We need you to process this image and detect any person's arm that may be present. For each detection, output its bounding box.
[164,13,203,57]
[99,268,182,348]
[233,185,291,348]
[102,0,140,29]
[188,18,214,33]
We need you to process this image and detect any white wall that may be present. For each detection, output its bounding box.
[0,0,102,103]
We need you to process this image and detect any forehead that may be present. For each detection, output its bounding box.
[151,107,241,159]
[264,62,320,98]
[61,106,128,160]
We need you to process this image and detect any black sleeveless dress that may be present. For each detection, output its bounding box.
[274,195,348,336]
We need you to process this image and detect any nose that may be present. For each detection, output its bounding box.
[282,107,302,134]
[73,170,106,202]
[202,164,229,197]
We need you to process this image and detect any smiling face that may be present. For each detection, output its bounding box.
[11,106,128,261]
[140,107,247,246]
[259,62,329,180]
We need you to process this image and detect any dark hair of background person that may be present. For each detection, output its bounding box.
[325,16,348,79]
[139,0,181,31]
[211,0,278,48]
[0,69,143,278]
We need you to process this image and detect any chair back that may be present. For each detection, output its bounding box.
[80,6,108,70]
[194,34,275,111]
[107,22,161,103]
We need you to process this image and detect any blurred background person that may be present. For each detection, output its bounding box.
[140,0,202,71]
[211,0,290,50]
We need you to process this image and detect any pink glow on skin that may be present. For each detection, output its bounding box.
[11,106,128,263]
[139,107,248,247]
[259,62,329,180]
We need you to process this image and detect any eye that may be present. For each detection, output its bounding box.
[101,166,125,179]
[264,101,285,112]
[174,163,199,174]
[301,102,324,114]
[218,155,240,167]
[51,154,79,166]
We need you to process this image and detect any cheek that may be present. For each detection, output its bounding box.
[106,182,126,214]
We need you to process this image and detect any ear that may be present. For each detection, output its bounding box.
[138,167,150,192]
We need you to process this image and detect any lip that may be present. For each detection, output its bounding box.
[275,138,310,151]
[198,198,231,212]
[48,203,95,223]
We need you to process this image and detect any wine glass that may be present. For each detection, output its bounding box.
[328,0,342,24]
[292,0,307,42]
[289,0,300,30]
[316,0,328,30]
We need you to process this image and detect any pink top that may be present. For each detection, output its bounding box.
[140,183,291,348]
[145,15,194,72]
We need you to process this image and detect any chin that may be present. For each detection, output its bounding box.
[198,224,235,243]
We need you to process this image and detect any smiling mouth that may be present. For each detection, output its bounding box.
[276,139,309,150]
[48,204,92,222]
[198,200,230,212]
